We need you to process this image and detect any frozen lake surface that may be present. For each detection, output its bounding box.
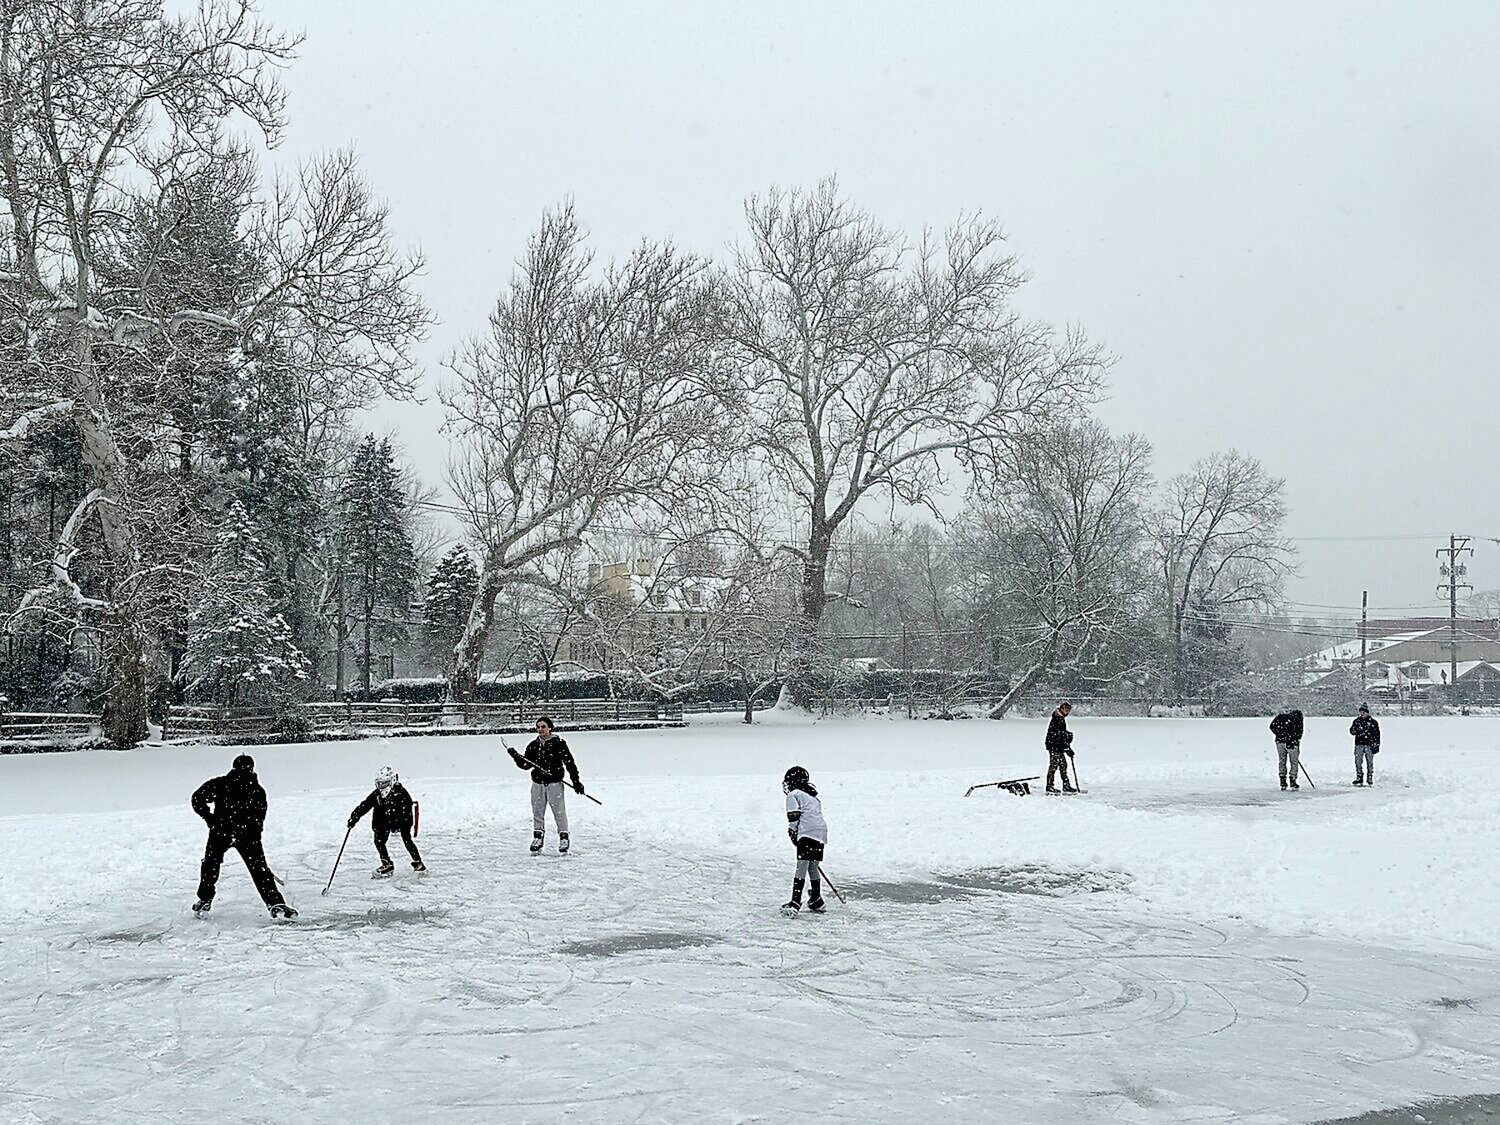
[2,712,1498,1123]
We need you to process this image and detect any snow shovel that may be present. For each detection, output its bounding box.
[503,738,603,805]
[321,823,354,896]
[965,775,1040,797]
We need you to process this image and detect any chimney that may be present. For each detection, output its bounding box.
[635,558,652,577]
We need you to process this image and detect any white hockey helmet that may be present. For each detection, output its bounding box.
[375,765,397,791]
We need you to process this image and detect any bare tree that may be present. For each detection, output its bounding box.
[0,0,298,743]
[441,205,727,702]
[957,420,1154,717]
[716,180,1108,696]
[1154,449,1296,701]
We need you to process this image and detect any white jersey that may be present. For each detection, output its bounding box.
[786,789,828,844]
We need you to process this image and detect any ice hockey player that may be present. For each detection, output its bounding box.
[782,766,829,914]
[507,716,584,854]
[1270,707,1306,790]
[1045,701,1078,793]
[190,754,296,920]
[1350,703,1381,786]
[348,765,426,877]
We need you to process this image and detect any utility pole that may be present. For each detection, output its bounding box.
[1360,590,1368,698]
[1436,535,1473,707]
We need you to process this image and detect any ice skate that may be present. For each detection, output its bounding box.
[780,898,801,915]
[411,860,427,873]
[372,861,395,878]
[192,899,212,916]
[807,897,826,914]
[529,832,544,855]
[558,833,570,855]
[269,903,298,921]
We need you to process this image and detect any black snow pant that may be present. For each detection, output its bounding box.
[374,824,422,866]
[197,830,285,908]
[1046,750,1074,791]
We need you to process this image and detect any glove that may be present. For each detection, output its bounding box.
[573,782,585,796]
[507,747,524,762]
[347,815,358,829]
[789,828,798,845]
[1065,748,1075,758]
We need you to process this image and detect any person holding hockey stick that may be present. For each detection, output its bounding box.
[190,754,296,920]
[1350,703,1381,786]
[1045,701,1078,794]
[348,765,426,877]
[1270,707,1305,790]
[507,716,584,854]
[782,766,829,914]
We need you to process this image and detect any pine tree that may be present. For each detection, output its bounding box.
[183,502,310,706]
[334,436,418,696]
[423,544,479,680]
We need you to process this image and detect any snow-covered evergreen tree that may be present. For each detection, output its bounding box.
[423,544,479,680]
[334,436,418,695]
[182,502,310,706]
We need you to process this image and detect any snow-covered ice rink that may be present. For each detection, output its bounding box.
[3,712,1499,1124]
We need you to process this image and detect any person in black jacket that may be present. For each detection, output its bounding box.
[1269,708,1306,790]
[348,765,426,877]
[191,754,295,919]
[1045,701,1077,793]
[1350,703,1381,786]
[507,716,584,854]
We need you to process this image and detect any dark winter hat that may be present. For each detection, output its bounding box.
[1358,703,1370,713]
[232,754,255,771]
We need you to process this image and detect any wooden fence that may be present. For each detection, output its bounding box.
[160,698,685,741]
[0,710,97,746]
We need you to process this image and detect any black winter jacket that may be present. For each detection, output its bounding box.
[510,735,582,788]
[1270,710,1305,745]
[350,782,415,831]
[1350,715,1381,747]
[1045,711,1074,754]
[192,768,268,838]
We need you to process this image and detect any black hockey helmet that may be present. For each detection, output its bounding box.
[783,765,810,794]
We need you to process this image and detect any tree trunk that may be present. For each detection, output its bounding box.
[787,529,833,705]
[70,303,150,746]
[450,555,503,704]
[102,615,149,747]
[987,634,1062,719]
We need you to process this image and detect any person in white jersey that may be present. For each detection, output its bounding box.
[782,766,828,914]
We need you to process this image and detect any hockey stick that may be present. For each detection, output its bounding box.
[815,863,847,905]
[1067,750,1082,792]
[1298,758,1317,789]
[964,775,1040,797]
[321,823,354,896]
[503,739,603,805]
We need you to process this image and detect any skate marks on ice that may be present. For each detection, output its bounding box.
[937,863,1129,896]
[776,885,1500,1120]
[561,930,720,957]
[840,863,1125,904]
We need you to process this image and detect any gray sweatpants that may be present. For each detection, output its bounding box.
[531,782,569,834]
[1277,741,1302,786]
[1355,745,1375,783]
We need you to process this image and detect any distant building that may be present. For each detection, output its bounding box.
[1286,618,1500,702]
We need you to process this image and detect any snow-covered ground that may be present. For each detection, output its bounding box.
[2,713,1498,1123]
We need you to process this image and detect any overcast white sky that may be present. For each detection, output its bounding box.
[257,0,1500,618]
